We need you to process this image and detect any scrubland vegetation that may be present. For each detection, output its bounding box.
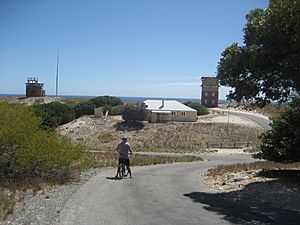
[0,99,204,219]
[207,161,300,177]
[84,151,201,168]
[0,101,83,180]
[183,101,209,115]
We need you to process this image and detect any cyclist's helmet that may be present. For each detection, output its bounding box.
[121,136,128,142]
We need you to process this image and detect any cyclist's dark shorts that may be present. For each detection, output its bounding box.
[119,158,130,166]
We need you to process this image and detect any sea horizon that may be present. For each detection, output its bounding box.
[0,93,230,104]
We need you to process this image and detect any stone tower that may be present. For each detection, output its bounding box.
[201,77,219,107]
[25,78,45,97]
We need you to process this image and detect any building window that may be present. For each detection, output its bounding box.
[205,99,208,104]
[212,92,215,97]
[204,92,208,97]
[212,99,215,104]
[171,111,176,116]
[181,112,186,116]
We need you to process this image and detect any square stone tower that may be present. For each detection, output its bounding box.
[201,77,219,107]
[25,78,45,97]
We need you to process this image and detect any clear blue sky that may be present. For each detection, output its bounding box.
[0,0,268,99]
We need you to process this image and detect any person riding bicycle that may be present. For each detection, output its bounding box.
[115,136,132,179]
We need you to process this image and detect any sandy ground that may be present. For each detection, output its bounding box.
[0,96,63,105]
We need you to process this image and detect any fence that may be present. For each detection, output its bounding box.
[206,141,254,149]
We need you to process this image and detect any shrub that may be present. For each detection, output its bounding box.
[183,101,209,115]
[74,102,94,118]
[89,96,123,108]
[255,106,300,162]
[32,102,75,129]
[109,105,124,116]
[0,102,83,179]
[122,104,147,123]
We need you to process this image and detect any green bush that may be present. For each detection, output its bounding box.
[89,96,123,108]
[122,104,147,123]
[32,102,75,130]
[183,102,209,115]
[0,102,83,179]
[255,106,300,162]
[74,102,94,118]
[109,105,124,116]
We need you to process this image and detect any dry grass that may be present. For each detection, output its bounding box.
[59,116,264,152]
[0,188,16,220]
[97,132,115,143]
[207,161,300,177]
[230,102,288,118]
[84,151,201,167]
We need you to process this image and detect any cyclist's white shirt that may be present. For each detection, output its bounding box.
[117,142,131,159]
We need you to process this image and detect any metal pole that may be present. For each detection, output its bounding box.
[56,48,59,97]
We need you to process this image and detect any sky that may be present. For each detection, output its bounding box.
[0,0,269,99]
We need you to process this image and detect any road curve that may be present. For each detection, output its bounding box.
[57,154,264,225]
[227,111,271,130]
[212,108,271,130]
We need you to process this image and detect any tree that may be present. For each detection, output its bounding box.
[217,0,300,104]
[122,104,147,123]
[183,102,209,115]
[255,106,300,162]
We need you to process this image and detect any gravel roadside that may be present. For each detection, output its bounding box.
[1,168,102,225]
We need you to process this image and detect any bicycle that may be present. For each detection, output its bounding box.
[118,162,127,180]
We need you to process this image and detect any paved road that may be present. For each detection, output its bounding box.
[56,153,297,225]
[227,110,271,130]
[212,108,271,130]
[56,112,279,225]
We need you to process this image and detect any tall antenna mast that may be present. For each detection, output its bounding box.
[56,48,59,97]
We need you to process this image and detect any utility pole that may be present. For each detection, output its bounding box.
[56,48,59,97]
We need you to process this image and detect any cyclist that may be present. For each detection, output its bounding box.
[115,136,132,179]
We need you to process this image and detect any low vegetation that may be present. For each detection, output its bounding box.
[255,105,300,162]
[0,188,16,220]
[74,102,94,118]
[183,101,209,115]
[122,103,147,123]
[89,96,123,108]
[97,132,115,143]
[84,151,201,167]
[59,115,263,151]
[32,102,75,130]
[207,161,300,177]
[0,101,83,180]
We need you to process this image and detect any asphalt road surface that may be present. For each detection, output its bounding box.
[227,110,271,130]
[211,108,271,130]
[55,153,299,225]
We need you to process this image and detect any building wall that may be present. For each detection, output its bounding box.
[170,111,197,122]
[201,77,219,107]
[148,110,196,122]
[26,85,44,97]
[201,90,219,107]
[149,112,171,123]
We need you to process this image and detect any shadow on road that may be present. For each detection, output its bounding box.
[184,177,300,225]
[106,176,118,180]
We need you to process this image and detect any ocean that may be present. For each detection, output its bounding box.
[0,94,229,104]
